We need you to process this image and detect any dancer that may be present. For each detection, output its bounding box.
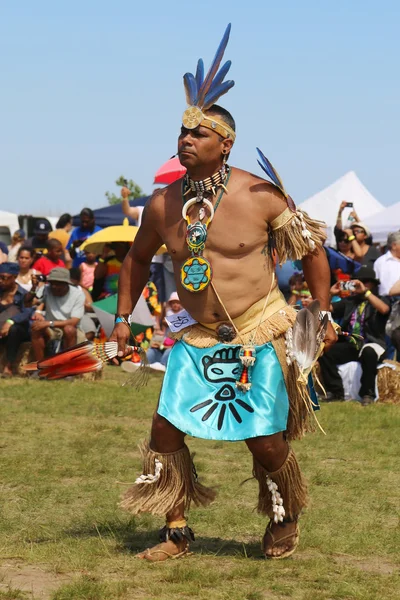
[111,24,336,561]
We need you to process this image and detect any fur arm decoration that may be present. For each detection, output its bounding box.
[270,208,327,265]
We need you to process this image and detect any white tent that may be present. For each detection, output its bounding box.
[362,201,400,244]
[298,171,384,244]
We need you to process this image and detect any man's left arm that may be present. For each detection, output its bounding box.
[302,250,338,351]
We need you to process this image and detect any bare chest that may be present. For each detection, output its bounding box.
[160,194,269,262]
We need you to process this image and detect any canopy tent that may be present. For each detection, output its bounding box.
[298,171,384,245]
[72,196,150,228]
[362,201,400,244]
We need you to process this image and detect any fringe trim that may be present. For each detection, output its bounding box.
[272,336,315,440]
[173,307,297,348]
[273,210,327,266]
[253,447,308,520]
[120,441,216,516]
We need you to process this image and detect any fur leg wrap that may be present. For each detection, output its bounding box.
[120,441,216,516]
[253,447,308,521]
[159,519,195,544]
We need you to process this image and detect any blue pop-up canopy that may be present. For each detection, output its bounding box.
[72,196,150,228]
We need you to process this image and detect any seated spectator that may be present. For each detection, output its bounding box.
[49,213,73,268]
[287,274,313,308]
[319,265,390,406]
[0,263,32,376]
[16,247,35,292]
[67,208,102,268]
[147,292,183,367]
[69,268,98,341]
[8,229,26,263]
[92,242,130,300]
[31,268,85,362]
[374,231,400,297]
[79,250,97,292]
[0,241,9,264]
[26,219,52,258]
[33,239,65,276]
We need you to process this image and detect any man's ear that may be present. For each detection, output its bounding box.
[221,138,233,155]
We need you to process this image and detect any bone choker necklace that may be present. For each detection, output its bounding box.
[183,165,229,201]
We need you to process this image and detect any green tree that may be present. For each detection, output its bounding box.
[105,175,144,206]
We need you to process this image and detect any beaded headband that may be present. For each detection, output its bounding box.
[182,24,236,143]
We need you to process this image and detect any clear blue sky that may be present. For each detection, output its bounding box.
[0,0,399,216]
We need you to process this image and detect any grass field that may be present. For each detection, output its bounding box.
[1,367,399,600]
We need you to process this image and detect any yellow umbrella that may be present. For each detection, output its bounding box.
[80,218,167,255]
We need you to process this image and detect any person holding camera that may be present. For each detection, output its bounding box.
[335,202,380,267]
[318,265,390,405]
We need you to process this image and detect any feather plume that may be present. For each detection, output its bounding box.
[307,299,320,322]
[196,24,232,108]
[195,59,204,91]
[291,308,317,371]
[203,80,235,111]
[316,314,329,349]
[256,148,287,196]
[183,72,198,106]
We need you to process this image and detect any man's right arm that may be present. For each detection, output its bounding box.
[110,196,164,356]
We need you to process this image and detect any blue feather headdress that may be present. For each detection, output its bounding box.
[182,24,236,142]
[256,148,297,211]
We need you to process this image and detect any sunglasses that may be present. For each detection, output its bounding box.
[352,228,365,235]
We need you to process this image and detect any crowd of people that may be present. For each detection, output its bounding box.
[1,201,399,400]
[0,207,180,376]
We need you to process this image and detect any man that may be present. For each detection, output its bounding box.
[67,208,102,268]
[33,239,66,276]
[31,268,85,361]
[110,25,336,561]
[0,262,32,376]
[374,231,400,296]
[26,219,52,258]
[319,265,390,405]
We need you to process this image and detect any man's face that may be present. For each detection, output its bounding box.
[391,241,400,259]
[0,273,16,291]
[178,125,228,169]
[36,233,48,243]
[49,281,69,297]
[48,245,63,262]
[80,215,94,230]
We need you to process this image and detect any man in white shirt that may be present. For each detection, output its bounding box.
[374,232,400,296]
[31,268,85,361]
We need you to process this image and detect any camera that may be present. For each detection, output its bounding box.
[339,280,356,292]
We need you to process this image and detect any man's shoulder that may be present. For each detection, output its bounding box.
[68,285,85,302]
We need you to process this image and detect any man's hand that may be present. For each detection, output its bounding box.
[352,279,366,294]
[0,322,12,338]
[109,323,132,360]
[121,187,131,199]
[339,201,348,213]
[323,321,338,352]
[31,320,50,332]
[330,281,341,296]
[32,311,45,321]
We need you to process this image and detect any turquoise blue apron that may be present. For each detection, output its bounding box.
[157,339,289,441]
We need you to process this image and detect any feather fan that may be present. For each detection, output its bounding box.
[23,341,149,386]
[291,300,328,375]
[183,24,234,111]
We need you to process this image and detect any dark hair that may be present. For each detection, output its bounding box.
[80,208,94,219]
[56,213,72,229]
[289,273,304,286]
[48,238,62,250]
[17,246,35,258]
[206,104,236,133]
[69,267,81,282]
